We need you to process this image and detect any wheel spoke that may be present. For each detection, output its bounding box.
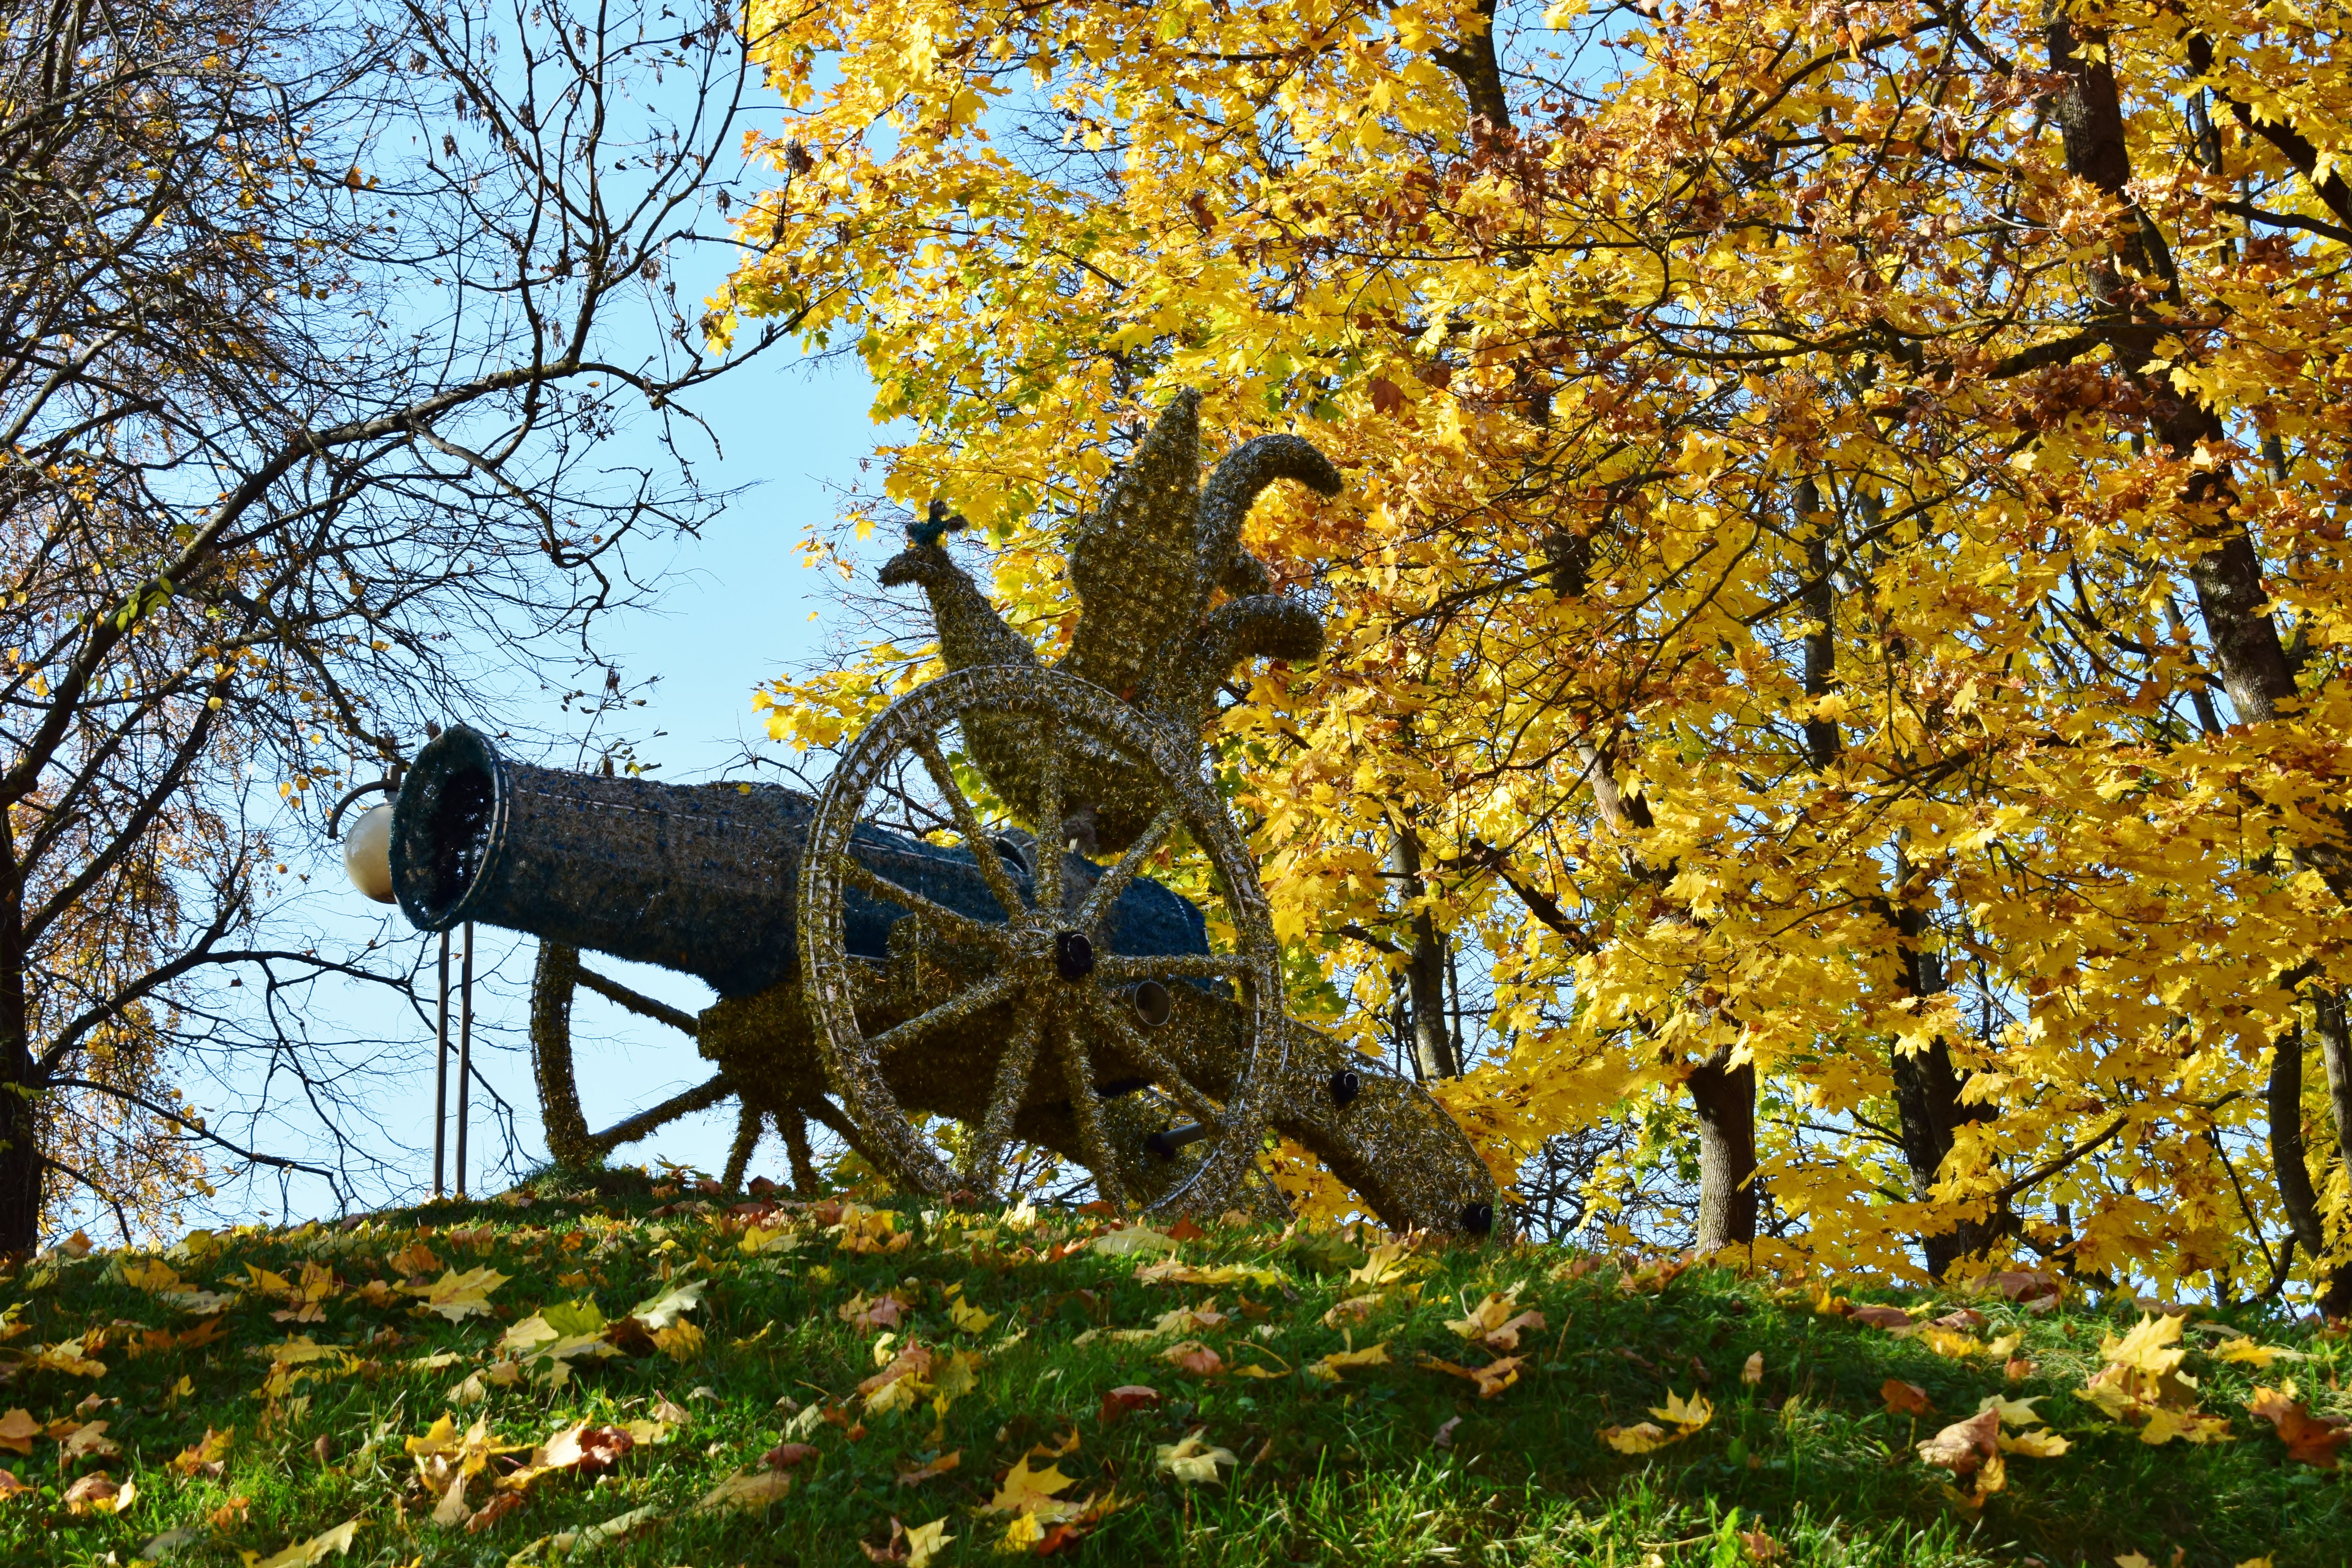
[1071,983,1226,1134]
[837,855,1015,953]
[1095,951,1254,984]
[911,730,1027,922]
[867,969,1018,1058]
[1074,805,1182,931]
[1053,1013,1126,1214]
[1032,718,1065,916]
[961,1004,1048,1194]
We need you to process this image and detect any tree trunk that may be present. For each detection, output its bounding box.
[2313,993,2352,1316]
[1387,828,1460,1080]
[2268,1026,2328,1257]
[1689,1045,1757,1252]
[2049,10,2352,1309]
[0,802,38,1257]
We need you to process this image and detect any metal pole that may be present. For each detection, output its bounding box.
[432,929,450,1197]
[455,920,474,1198]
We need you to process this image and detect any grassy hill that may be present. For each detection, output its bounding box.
[0,1176,2345,1567]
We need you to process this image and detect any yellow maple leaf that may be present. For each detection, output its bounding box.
[239,1517,360,1568]
[694,1468,791,1510]
[904,1516,954,1568]
[1307,1341,1392,1382]
[1649,1389,1713,1433]
[1156,1431,1238,1484]
[1599,1421,1671,1454]
[2099,1315,2187,1378]
[2212,1338,2303,1368]
[1348,1241,1415,1287]
[948,1296,996,1335]
[401,1267,510,1322]
[982,1455,1081,1521]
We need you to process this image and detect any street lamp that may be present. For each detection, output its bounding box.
[330,768,472,1200]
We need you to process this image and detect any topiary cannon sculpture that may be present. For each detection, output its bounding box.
[385,391,1499,1233]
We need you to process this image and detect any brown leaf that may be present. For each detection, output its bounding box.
[0,1466,28,1498]
[1933,1308,1988,1331]
[465,1490,527,1532]
[0,1410,36,1456]
[1162,1340,1223,1377]
[1740,1527,1786,1563]
[1098,1385,1160,1425]
[1370,377,1406,416]
[1850,1305,1914,1330]
[2005,1357,2038,1382]
[1431,1416,1461,1449]
[1166,1218,1208,1242]
[62,1472,128,1515]
[764,1441,821,1470]
[895,1449,960,1485]
[2245,1386,2351,1469]
[1917,1407,2000,1475]
[1880,1379,1933,1417]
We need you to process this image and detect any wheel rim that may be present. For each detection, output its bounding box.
[797,664,1285,1216]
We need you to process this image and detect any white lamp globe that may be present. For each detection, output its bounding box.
[343,802,396,903]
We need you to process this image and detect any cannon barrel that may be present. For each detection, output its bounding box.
[388,725,1207,998]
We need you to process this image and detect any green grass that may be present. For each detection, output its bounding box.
[0,1178,2345,1567]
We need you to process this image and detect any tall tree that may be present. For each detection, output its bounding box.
[727,0,2352,1300]
[0,0,797,1253]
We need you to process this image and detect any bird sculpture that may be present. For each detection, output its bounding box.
[877,389,1341,856]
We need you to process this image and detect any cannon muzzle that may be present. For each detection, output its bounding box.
[388,725,1207,998]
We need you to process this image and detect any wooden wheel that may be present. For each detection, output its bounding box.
[797,664,1287,1216]
[528,940,824,1193]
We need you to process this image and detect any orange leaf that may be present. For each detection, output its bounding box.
[1880,1379,1933,1417]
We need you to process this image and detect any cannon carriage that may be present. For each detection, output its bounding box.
[383,393,1499,1234]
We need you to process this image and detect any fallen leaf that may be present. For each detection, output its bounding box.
[982,1456,1081,1521]
[1423,1352,1524,1398]
[0,1410,37,1455]
[1308,1341,1392,1382]
[838,1292,904,1333]
[1740,1526,1785,1563]
[2243,1384,2347,1467]
[1975,1393,2044,1427]
[903,1516,953,1566]
[62,1418,119,1461]
[627,1277,707,1331]
[1431,1416,1461,1449]
[0,1467,27,1498]
[401,1267,511,1322]
[241,1516,361,1568]
[1098,1385,1160,1424]
[896,1449,959,1485]
[1155,1431,1237,1484]
[62,1472,133,1515]
[1740,1352,1764,1386]
[1918,1407,2000,1476]
[467,1490,528,1532]
[1849,1305,1914,1330]
[948,1297,996,1335]
[1348,1241,1415,1287]
[1599,1421,1670,1454]
[1161,1339,1224,1377]
[1648,1389,1713,1434]
[1091,1225,1177,1258]
[1998,1428,2071,1458]
[1320,1293,1384,1328]
[765,1441,821,1470]
[2213,1338,2304,1369]
[694,1468,792,1511]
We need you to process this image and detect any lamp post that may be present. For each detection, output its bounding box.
[332,766,470,1200]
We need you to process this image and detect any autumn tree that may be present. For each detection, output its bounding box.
[723,0,2352,1303]
[0,0,798,1254]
